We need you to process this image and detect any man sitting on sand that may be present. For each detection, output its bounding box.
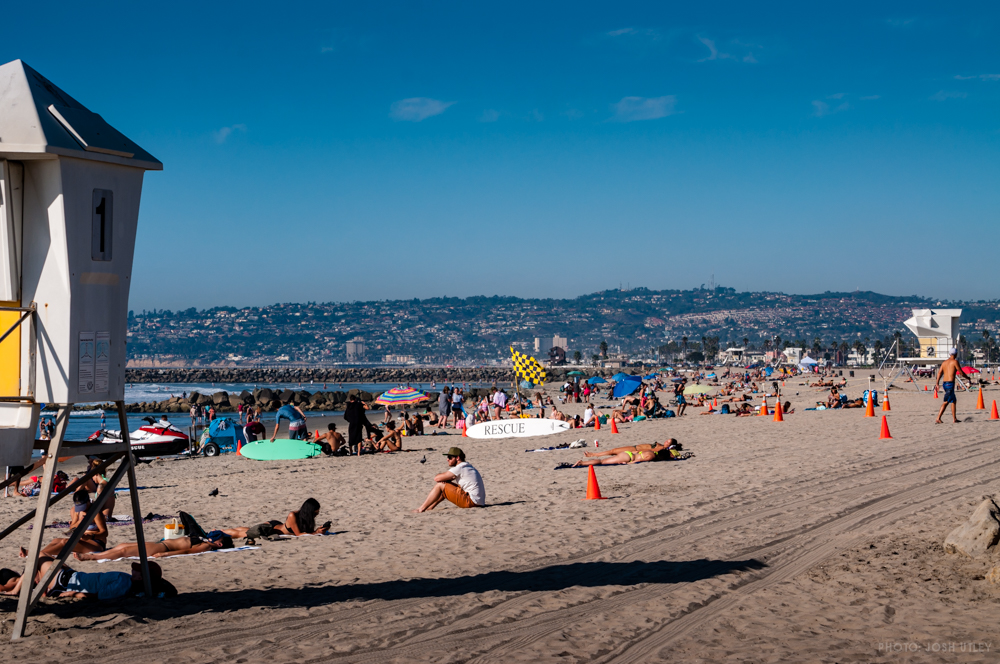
[414,447,485,512]
[314,423,346,454]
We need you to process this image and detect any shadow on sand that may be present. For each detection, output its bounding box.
[9,557,766,624]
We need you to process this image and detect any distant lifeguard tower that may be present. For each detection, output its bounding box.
[885,308,963,388]
[0,60,160,638]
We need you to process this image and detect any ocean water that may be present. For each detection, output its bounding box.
[119,380,494,403]
[52,410,351,446]
[38,380,495,446]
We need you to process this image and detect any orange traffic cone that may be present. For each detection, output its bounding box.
[865,394,875,418]
[773,401,784,422]
[879,415,892,439]
[759,398,768,416]
[610,418,619,434]
[924,385,928,391]
[933,385,938,399]
[314,429,320,439]
[882,393,891,411]
[462,422,468,437]
[976,386,985,410]
[585,465,607,500]
[990,400,999,420]
[236,437,243,455]
[594,415,601,431]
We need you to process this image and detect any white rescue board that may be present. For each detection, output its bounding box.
[465,418,571,439]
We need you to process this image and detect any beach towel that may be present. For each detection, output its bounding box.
[95,545,259,563]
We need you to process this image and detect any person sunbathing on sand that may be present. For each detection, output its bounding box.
[2,558,172,600]
[20,490,108,560]
[74,530,234,561]
[572,446,670,466]
[226,498,330,538]
[582,439,677,458]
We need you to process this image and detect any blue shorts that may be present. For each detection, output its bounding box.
[676,395,686,405]
[942,382,956,404]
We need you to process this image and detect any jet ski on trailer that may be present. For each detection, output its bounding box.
[87,416,191,457]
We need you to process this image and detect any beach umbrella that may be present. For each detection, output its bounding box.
[961,367,981,374]
[519,380,535,389]
[612,375,643,399]
[683,384,714,395]
[612,372,631,381]
[586,376,607,384]
[567,371,585,376]
[374,387,429,406]
[644,373,658,380]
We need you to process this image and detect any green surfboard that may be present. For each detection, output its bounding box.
[239,439,323,461]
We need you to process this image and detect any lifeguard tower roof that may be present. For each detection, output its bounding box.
[0,60,161,170]
[903,309,962,340]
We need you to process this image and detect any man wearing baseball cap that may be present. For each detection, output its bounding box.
[934,347,969,424]
[413,447,485,512]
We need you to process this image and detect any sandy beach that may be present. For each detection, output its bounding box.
[1,379,999,663]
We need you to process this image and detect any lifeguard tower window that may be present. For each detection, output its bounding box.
[91,189,113,261]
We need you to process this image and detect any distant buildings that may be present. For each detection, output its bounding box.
[382,354,415,365]
[346,337,367,361]
[535,334,568,355]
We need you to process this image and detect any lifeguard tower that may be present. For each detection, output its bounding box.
[0,60,160,638]
[884,308,964,388]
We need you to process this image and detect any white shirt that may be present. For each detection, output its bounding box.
[583,407,594,425]
[449,461,485,506]
[493,392,507,407]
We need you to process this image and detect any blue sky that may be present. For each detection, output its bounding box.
[3,2,999,309]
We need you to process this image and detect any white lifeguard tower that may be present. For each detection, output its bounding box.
[884,308,964,389]
[0,60,160,638]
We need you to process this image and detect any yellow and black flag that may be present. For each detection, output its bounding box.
[510,346,547,386]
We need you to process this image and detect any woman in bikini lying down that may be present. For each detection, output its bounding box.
[224,498,330,539]
[74,530,233,561]
[572,445,672,466]
[582,439,677,458]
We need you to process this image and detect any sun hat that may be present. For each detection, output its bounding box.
[443,447,465,460]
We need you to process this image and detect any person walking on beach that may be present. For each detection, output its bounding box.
[437,387,451,430]
[450,388,465,428]
[413,447,485,512]
[674,380,688,417]
[935,347,969,424]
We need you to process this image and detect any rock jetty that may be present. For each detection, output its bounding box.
[95,367,621,413]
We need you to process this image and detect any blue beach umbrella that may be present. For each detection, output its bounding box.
[612,372,631,381]
[612,375,643,399]
[586,376,606,384]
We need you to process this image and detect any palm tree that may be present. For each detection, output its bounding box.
[599,340,608,358]
[853,340,866,365]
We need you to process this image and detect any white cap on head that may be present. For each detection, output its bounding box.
[950,347,958,356]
